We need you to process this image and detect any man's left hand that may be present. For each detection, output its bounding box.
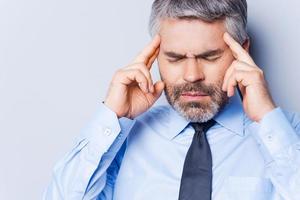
[222,32,276,122]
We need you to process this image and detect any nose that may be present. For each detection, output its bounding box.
[183,57,205,83]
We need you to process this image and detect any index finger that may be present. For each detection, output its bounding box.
[133,34,161,68]
[223,32,255,65]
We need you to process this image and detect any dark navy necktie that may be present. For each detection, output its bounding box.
[178,120,216,200]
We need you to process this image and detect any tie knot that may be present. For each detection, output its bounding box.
[190,119,216,133]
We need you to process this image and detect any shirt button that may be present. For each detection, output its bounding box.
[266,134,273,142]
[103,127,112,136]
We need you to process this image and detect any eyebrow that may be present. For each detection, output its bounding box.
[163,49,225,59]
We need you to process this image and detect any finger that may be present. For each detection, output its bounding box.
[222,60,260,91]
[133,34,161,68]
[222,61,236,91]
[125,63,154,93]
[226,70,253,97]
[147,47,160,69]
[117,69,150,93]
[145,81,165,104]
[152,81,165,99]
[223,32,255,65]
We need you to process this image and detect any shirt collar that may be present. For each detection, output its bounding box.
[161,88,245,140]
[213,89,245,137]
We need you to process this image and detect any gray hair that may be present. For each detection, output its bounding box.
[148,0,248,44]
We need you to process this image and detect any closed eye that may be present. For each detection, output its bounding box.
[203,56,221,62]
[168,58,183,63]
[164,49,225,63]
[169,56,221,63]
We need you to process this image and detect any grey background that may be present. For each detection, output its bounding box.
[0,0,299,199]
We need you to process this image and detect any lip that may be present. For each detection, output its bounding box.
[181,92,207,96]
[180,92,209,101]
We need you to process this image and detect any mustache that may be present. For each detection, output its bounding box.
[171,82,221,100]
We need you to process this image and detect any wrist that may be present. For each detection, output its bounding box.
[256,104,276,122]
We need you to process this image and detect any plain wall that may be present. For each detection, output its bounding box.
[0,0,299,199]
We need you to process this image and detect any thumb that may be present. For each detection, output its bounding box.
[146,81,165,104]
[153,81,165,99]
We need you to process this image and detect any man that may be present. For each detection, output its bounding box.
[44,0,300,199]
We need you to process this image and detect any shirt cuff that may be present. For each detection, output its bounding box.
[255,107,299,157]
[75,102,136,154]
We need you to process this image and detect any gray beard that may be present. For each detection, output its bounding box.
[164,81,229,123]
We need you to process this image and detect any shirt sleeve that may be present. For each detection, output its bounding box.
[252,107,300,200]
[43,103,136,200]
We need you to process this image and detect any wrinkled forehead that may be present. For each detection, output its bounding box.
[159,18,227,53]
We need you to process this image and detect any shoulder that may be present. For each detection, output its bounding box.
[135,104,173,124]
[125,105,172,133]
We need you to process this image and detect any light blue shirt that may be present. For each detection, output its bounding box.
[44,91,300,200]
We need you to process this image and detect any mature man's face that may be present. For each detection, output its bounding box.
[157,18,235,122]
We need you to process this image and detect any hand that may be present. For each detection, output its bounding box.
[104,34,165,119]
[222,32,276,122]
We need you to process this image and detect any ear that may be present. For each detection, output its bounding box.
[242,37,250,53]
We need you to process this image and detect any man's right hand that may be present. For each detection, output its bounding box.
[104,34,165,119]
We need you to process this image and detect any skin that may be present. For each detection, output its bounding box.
[158,19,231,113]
[105,18,276,122]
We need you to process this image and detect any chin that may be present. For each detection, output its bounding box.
[173,100,220,123]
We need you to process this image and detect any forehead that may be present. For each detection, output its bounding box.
[159,18,227,53]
